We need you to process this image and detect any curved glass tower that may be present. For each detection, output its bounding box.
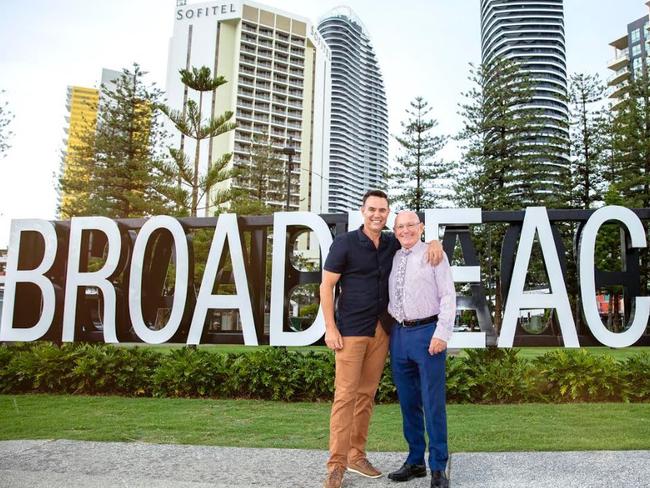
[318,7,389,213]
[480,0,570,198]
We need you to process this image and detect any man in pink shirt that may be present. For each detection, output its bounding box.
[386,211,455,488]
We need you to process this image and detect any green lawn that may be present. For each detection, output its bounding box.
[1,395,648,452]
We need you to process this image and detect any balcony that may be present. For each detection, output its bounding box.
[607,66,630,86]
[242,22,257,34]
[236,110,253,120]
[275,45,289,54]
[608,49,629,71]
[238,88,254,99]
[611,93,629,111]
[608,80,630,99]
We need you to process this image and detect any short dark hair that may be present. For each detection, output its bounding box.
[362,189,390,207]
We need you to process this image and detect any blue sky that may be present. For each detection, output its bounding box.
[0,0,647,246]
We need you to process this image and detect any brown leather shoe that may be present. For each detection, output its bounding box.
[347,458,383,478]
[323,466,345,488]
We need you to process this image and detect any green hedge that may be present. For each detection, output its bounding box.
[0,342,648,403]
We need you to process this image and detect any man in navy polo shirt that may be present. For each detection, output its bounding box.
[320,190,443,488]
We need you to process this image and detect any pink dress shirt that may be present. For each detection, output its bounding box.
[388,240,456,342]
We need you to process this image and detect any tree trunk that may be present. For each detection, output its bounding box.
[192,92,204,217]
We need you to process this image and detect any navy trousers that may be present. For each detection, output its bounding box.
[390,321,448,471]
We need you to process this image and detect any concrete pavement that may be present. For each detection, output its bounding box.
[0,440,648,487]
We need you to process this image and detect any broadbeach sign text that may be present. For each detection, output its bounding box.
[1,206,649,348]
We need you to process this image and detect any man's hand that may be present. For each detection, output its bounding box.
[325,326,343,351]
[425,240,444,265]
[429,337,447,355]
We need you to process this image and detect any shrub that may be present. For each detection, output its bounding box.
[1,342,81,393]
[461,348,534,403]
[152,347,233,398]
[376,358,397,403]
[229,347,327,401]
[291,351,335,401]
[621,354,650,402]
[0,345,13,370]
[0,342,648,403]
[446,355,476,403]
[71,345,161,395]
[533,349,623,402]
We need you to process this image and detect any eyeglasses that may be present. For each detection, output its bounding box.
[394,222,421,231]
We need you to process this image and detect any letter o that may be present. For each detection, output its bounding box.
[129,216,189,344]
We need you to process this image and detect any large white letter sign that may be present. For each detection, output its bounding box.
[188,214,257,345]
[62,217,122,343]
[269,212,333,346]
[129,216,189,344]
[579,206,650,348]
[499,207,579,348]
[425,208,486,348]
[0,220,58,341]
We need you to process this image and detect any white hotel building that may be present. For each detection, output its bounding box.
[166,0,331,214]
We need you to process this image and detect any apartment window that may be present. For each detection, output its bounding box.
[633,44,642,57]
[634,57,643,75]
[632,28,641,43]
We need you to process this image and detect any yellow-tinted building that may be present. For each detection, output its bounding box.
[59,70,121,218]
[59,86,99,218]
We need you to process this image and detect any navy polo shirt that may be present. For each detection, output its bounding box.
[324,226,401,337]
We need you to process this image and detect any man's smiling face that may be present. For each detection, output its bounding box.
[360,195,390,233]
[394,211,424,249]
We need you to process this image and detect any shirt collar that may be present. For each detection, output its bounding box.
[398,239,425,255]
[357,225,390,248]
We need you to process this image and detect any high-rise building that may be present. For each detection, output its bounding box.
[607,7,650,109]
[59,69,120,217]
[0,248,6,315]
[480,0,570,199]
[317,7,389,213]
[166,0,331,214]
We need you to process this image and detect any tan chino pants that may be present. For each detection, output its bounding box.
[327,323,389,470]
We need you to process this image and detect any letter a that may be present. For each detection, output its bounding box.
[188,214,256,345]
[499,207,579,348]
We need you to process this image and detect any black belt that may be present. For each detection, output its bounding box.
[401,315,438,327]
